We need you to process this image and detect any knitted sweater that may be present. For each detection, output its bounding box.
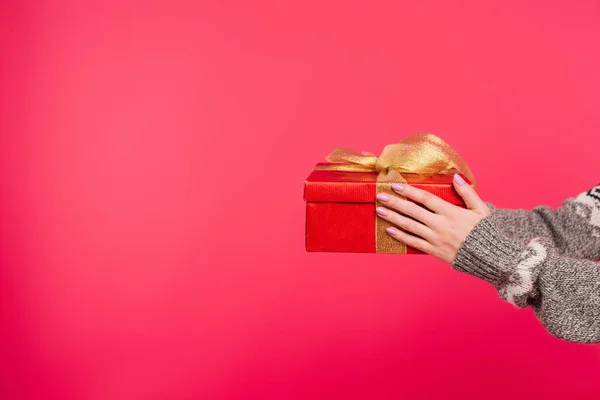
[451,184,600,343]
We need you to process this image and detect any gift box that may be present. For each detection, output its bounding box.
[303,133,477,254]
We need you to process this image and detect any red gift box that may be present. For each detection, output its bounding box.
[303,163,473,253]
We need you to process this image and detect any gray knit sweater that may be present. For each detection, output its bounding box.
[451,184,600,343]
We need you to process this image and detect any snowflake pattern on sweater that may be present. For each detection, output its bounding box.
[573,184,600,238]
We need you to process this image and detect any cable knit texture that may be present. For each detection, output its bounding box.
[451,184,600,343]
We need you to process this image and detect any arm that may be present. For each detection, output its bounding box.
[373,178,600,343]
[452,214,600,343]
[482,183,600,260]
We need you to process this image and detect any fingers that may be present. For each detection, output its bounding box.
[453,173,486,211]
[384,225,435,254]
[377,186,441,226]
[375,204,435,242]
[388,182,452,215]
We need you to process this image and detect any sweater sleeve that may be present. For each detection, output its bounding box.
[481,183,600,260]
[451,185,600,343]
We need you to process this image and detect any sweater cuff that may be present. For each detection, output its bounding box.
[451,214,525,286]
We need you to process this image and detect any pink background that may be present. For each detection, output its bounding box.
[2,0,600,399]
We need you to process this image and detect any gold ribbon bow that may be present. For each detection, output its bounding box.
[316,132,477,253]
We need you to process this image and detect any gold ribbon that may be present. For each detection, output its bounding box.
[315,132,477,253]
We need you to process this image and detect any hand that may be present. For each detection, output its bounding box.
[374,174,492,264]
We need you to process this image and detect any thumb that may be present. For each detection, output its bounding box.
[453,174,485,211]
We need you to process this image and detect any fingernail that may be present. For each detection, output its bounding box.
[376,193,390,202]
[454,173,465,186]
[391,183,404,192]
[386,227,397,235]
[376,207,388,216]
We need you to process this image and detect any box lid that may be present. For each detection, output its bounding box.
[304,162,471,204]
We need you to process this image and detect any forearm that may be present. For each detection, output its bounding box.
[483,184,600,260]
[452,215,600,343]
